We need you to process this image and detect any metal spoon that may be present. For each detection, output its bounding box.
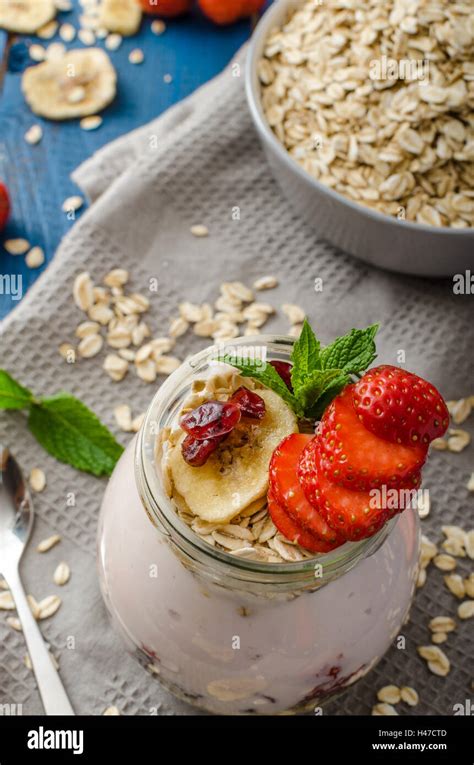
[0,446,74,715]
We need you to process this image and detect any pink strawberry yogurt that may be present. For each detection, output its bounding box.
[97,338,420,714]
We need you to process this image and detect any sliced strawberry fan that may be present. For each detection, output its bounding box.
[317,385,427,491]
[269,434,344,553]
[299,438,421,542]
[268,490,338,555]
[267,365,448,552]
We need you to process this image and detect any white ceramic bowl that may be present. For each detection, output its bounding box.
[246,0,474,277]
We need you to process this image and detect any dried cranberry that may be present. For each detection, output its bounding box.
[180,400,241,440]
[270,360,293,391]
[181,434,225,467]
[230,386,266,419]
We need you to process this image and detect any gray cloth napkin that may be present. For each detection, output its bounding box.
[0,47,472,716]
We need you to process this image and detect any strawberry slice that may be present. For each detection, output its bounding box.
[299,438,421,542]
[267,490,338,554]
[269,433,344,548]
[0,183,10,232]
[352,365,449,446]
[318,385,427,490]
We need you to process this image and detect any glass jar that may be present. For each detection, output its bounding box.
[97,336,420,715]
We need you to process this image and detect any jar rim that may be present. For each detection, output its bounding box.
[136,335,397,585]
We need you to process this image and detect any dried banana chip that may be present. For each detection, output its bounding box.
[0,0,56,34]
[22,49,117,121]
[99,0,142,37]
[168,388,298,523]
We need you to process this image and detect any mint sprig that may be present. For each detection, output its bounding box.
[319,324,378,374]
[219,357,304,417]
[0,370,123,477]
[294,368,347,415]
[290,319,321,392]
[222,319,379,420]
[304,372,349,420]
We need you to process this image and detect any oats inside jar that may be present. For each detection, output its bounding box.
[160,369,315,563]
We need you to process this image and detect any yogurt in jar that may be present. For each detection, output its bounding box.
[97,337,420,714]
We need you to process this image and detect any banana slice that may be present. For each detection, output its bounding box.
[168,388,298,524]
[22,49,117,120]
[99,0,142,36]
[0,0,56,34]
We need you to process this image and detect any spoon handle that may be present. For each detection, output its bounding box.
[7,567,75,716]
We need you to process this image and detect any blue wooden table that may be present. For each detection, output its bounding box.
[0,2,270,319]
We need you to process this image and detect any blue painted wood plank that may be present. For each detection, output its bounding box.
[0,30,6,60]
[0,3,272,318]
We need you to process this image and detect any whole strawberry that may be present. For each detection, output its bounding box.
[199,0,265,25]
[244,0,266,11]
[352,365,449,447]
[0,183,10,232]
[138,0,193,16]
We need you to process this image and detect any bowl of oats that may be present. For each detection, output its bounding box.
[246,0,474,277]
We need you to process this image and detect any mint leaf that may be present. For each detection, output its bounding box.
[221,321,380,421]
[0,369,34,410]
[28,393,123,477]
[220,356,304,417]
[320,325,379,375]
[290,319,321,394]
[0,370,124,477]
[305,373,350,420]
[295,369,343,413]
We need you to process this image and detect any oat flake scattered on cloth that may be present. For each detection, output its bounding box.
[0,48,472,715]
